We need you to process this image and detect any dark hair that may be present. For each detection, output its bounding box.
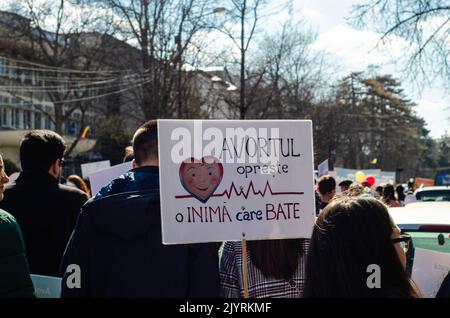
[339,180,352,188]
[382,184,397,204]
[123,146,134,163]
[20,130,65,171]
[247,239,304,280]
[317,175,336,195]
[67,174,91,198]
[396,185,405,201]
[132,120,158,166]
[303,196,420,298]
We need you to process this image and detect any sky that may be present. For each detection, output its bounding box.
[1,0,448,138]
[279,0,450,139]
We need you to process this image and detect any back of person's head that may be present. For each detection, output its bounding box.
[67,174,91,197]
[382,184,397,202]
[132,120,158,166]
[123,146,134,163]
[317,175,336,195]
[340,183,364,197]
[396,185,405,201]
[339,180,352,191]
[20,130,65,171]
[247,239,304,280]
[304,196,419,298]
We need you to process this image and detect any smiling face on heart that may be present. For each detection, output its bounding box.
[179,156,223,203]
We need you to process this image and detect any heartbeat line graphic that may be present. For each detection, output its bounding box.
[175,180,304,200]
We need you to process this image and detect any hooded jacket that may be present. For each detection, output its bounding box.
[60,166,220,298]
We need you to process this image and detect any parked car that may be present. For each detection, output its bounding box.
[413,186,450,202]
[389,202,450,255]
[389,202,450,297]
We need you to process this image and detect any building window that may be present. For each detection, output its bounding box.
[32,72,37,85]
[11,108,16,127]
[3,108,7,126]
[67,120,77,135]
[24,110,31,129]
[14,108,20,128]
[34,113,41,129]
[45,115,51,129]
[0,107,6,127]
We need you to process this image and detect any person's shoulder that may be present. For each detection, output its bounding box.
[0,209,24,254]
[58,183,89,200]
[223,241,241,255]
[93,173,134,200]
[0,209,16,225]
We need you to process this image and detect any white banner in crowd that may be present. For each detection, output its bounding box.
[334,167,381,185]
[412,248,450,298]
[378,171,396,185]
[81,160,111,179]
[30,274,61,298]
[89,161,133,195]
[317,159,329,177]
[158,120,316,244]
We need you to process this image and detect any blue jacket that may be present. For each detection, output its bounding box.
[60,166,220,298]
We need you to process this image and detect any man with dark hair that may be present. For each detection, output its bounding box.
[0,130,88,276]
[338,179,352,193]
[317,175,336,211]
[61,120,220,297]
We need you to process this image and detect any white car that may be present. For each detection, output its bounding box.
[389,202,450,254]
[413,186,450,202]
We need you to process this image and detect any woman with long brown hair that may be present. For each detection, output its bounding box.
[303,196,420,297]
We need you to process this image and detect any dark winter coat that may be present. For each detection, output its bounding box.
[0,170,88,276]
[60,166,220,298]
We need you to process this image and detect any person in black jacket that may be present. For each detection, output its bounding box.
[0,130,88,277]
[60,120,220,298]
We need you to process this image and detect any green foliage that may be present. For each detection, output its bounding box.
[437,133,450,168]
[94,115,132,165]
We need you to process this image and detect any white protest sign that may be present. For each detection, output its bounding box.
[158,120,316,244]
[317,159,329,177]
[89,161,133,195]
[30,274,61,298]
[81,160,111,179]
[412,248,450,298]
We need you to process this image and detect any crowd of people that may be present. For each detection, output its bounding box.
[0,122,447,298]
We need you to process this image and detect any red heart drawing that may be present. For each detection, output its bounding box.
[179,156,223,203]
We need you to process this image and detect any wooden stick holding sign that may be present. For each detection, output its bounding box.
[241,233,249,298]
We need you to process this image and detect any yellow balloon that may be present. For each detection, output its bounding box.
[355,171,366,183]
